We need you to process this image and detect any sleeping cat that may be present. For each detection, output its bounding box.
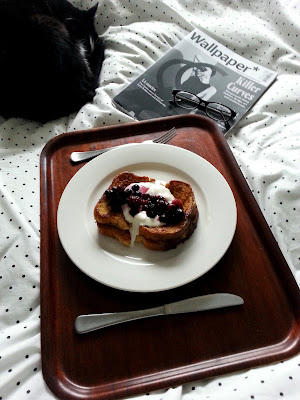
[0,0,104,122]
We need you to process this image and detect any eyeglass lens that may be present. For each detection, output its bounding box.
[206,103,232,121]
[174,91,199,110]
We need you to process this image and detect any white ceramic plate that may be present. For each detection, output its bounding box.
[57,143,237,292]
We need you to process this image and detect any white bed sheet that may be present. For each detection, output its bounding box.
[0,0,299,399]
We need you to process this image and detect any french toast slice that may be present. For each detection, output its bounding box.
[94,172,154,230]
[139,180,197,241]
[94,171,198,250]
[97,210,198,251]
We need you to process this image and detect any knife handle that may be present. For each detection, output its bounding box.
[75,306,164,334]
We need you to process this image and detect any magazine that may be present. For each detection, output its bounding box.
[112,28,277,134]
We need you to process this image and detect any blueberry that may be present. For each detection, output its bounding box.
[132,184,140,192]
[147,209,157,218]
[173,208,184,222]
[104,189,113,198]
[159,213,168,223]
[156,199,168,213]
[167,207,184,224]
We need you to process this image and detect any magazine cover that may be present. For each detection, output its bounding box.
[113,28,278,134]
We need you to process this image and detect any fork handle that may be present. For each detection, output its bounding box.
[70,143,139,163]
[70,147,114,163]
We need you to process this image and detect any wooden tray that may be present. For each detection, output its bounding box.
[40,115,300,400]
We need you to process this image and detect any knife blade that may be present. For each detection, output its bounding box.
[75,293,244,334]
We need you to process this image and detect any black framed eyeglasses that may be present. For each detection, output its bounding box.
[170,89,237,127]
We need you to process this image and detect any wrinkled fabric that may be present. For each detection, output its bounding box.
[0,0,299,399]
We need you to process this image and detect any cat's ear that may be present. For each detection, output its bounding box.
[87,4,98,19]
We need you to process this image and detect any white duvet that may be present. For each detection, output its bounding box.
[0,0,299,399]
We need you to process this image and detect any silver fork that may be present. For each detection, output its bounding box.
[70,127,177,163]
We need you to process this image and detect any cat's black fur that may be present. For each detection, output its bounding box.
[0,0,104,122]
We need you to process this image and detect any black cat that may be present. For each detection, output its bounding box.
[0,0,104,122]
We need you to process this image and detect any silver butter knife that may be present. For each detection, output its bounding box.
[75,293,244,334]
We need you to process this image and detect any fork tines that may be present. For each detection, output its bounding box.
[153,127,177,144]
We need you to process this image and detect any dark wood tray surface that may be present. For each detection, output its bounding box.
[40,115,300,400]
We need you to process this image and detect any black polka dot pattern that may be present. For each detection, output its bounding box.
[0,0,299,399]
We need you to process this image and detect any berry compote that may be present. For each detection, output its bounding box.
[105,183,185,225]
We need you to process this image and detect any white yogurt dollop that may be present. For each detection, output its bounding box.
[139,181,174,202]
[122,181,174,246]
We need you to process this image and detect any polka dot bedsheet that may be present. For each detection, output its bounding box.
[0,0,299,399]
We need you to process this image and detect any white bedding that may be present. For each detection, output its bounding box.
[0,0,299,399]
